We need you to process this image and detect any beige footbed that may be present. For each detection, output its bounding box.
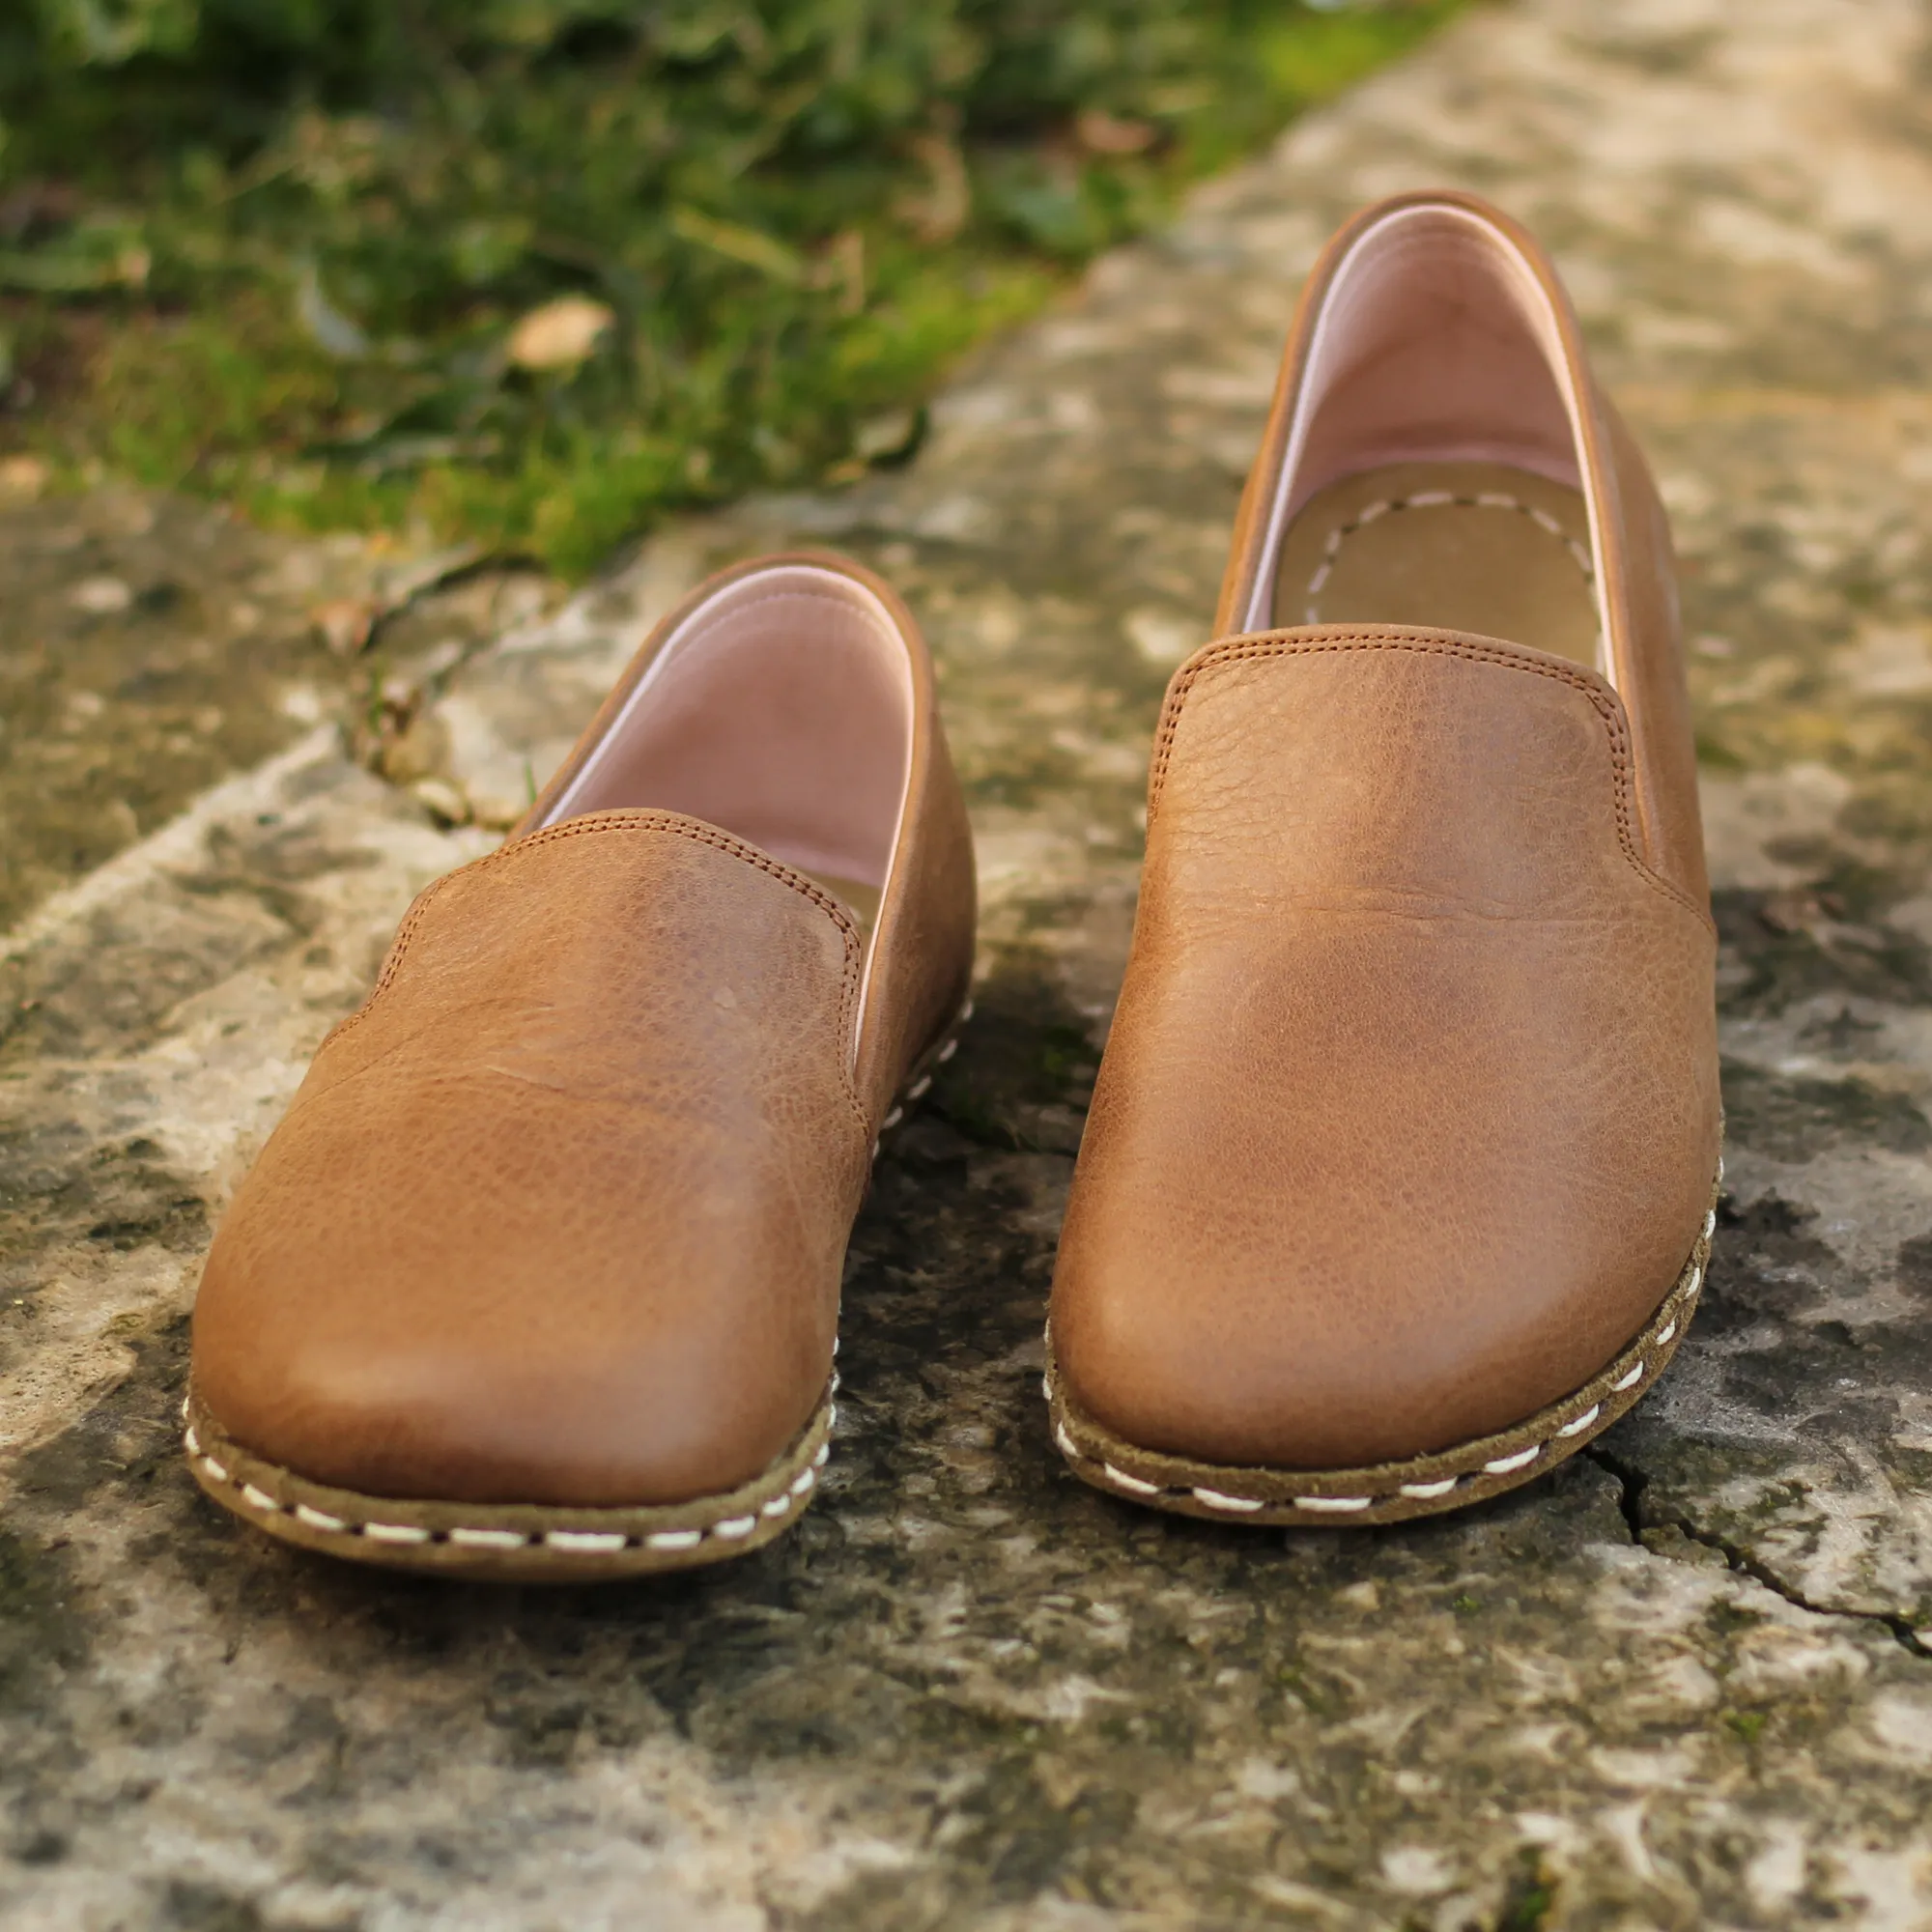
[185,998,971,1580]
[1270,459,1601,666]
[1046,1160,1720,1527]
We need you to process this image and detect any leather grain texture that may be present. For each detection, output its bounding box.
[195,814,871,1507]
[1215,192,1711,911]
[1051,628,1719,1469]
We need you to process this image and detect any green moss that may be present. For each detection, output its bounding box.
[1496,1850,1557,1931]
[0,0,1466,573]
[1722,1708,1769,1745]
[1705,1597,1769,1637]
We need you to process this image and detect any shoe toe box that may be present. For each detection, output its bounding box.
[192,1074,848,1509]
[1050,1074,1714,1471]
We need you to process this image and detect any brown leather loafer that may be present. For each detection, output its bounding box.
[188,554,976,1577]
[1047,192,1720,1525]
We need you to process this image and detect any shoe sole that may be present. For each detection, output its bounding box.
[183,1380,837,1581]
[1045,1161,1719,1527]
[182,998,972,1580]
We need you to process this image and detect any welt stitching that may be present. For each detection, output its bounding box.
[1149,632,1711,927]
[1051,1179,1719,1516]
[318,873,452,1051]
[186,1390,837,1554]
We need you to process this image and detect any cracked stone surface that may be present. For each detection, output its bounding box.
[4,0,1932,1925]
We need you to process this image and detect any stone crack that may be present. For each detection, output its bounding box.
[1583,1445,1931,1662]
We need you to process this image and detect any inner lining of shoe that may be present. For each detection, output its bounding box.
[1251,203,1611,674]
[536,564,914,932]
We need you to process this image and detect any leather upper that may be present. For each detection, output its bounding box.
[192,554,976,1508]
[1051,193,1721,1469]
[1051,630,1719,1466]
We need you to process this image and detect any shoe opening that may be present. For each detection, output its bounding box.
[1251,201,1610,674]
[535,562,915,930]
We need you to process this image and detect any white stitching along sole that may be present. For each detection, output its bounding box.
[181,997,973,1579]
[182,1382,839,1580]
[1045,1159,1720,1528]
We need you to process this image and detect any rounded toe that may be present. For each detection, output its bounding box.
[190,1107,834,1509]
[193,1307,821,1510]
[1050,1154,1709,1472]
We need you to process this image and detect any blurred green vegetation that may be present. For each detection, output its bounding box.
[0,0,1463,573]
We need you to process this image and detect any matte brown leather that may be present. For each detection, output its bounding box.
[192,553,975,1513]
[1051,194,1720,1473]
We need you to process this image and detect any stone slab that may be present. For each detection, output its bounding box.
[3,1,1932,1925]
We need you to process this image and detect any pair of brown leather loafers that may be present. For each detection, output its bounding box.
[187,192,1719,1578]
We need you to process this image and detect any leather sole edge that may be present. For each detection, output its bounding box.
[1043,1161,1721,1527]
[182,1381,838,1580]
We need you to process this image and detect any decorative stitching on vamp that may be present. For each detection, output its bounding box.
[317,872,453,1051]
[504,810,866,961]
[1147,629,1711,929]
[486,812,867,1119]
[314,809,873,1136]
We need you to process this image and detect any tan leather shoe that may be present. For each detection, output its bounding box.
[187,554,976,1577]
[1047,191,1720,1524]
